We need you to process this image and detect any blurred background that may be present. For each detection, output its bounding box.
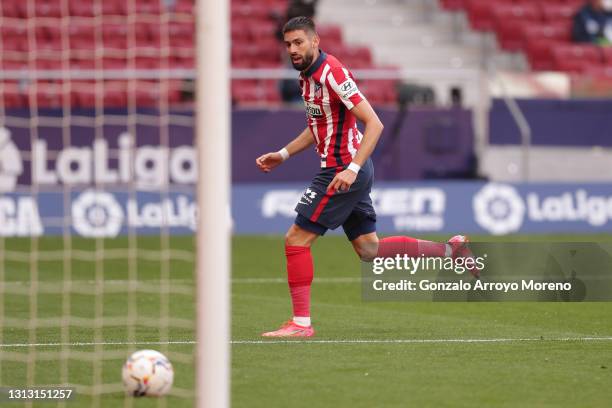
[1,0,611,236]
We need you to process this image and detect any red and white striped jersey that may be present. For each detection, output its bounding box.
[299,50,366,168]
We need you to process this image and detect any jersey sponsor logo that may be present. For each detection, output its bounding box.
[339,79,359,100]
[305,102,323,118]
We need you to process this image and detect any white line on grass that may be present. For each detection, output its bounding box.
[0,340,196,348]
[231,337,612,344]
[1,337,612,348]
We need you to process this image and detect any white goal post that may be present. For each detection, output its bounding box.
[195,0,231,407]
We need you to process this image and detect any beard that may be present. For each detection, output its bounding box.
[290,51,314,71]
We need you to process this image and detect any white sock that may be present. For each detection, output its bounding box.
[445,244,452,257]
[293,316,311,327]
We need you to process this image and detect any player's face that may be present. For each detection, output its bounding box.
[284,30,319,71]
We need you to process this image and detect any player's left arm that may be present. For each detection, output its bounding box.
[328,99,384,192]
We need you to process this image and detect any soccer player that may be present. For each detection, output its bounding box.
[256,16,475,337]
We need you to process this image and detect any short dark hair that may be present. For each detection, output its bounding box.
[282,16,316,35]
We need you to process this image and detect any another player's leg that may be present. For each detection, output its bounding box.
[262,223,319,337]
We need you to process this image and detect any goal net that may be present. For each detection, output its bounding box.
[0,0,201,404]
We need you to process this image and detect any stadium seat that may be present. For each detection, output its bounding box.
[261,80,281,103]
[174,0,194,14]
[134,22,156,48]
[0,1,25,18]
[102,57,127,69]
[493,3,542,22]
[1,2,19,18]
[251,59,282,68]
[104,83,128,107]
[231,80,261,104]
[35,58,62,70]
[231,2,269,20]
[602,47,612,66]
[102,24,128,50]
[102,0,127,16]
[1,25,27,51]
[169,21,194,48]
[134,81,161,106]
[36,25,63,51]
[525,38,562,71]
[231,24,250,43]
[71,58,96,69]
[583,66,612,77]
[135,56,161,69]
[317,25,343,45]
[552,44,602,73]
[249,20,278,42]
[2,82,25,108]
[0,58,27,70]
[70,82,94,107]
[439,0,466,11]
[69,24,96,50]
[541,3,578,22]
[35,0,62,18]
[465,0,500,31]
[35,81,64,108]
[135,0,161,15]
[522,22,571,44]
[495,19,530,51]
[562,0,586,10]
[69,0,94,17]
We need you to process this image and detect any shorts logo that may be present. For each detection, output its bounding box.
[305,102,323,118]
[339,79,359,100]
[299,188,318,205]
[0,127,23,192]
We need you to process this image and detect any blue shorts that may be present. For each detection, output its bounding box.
[294,158,377,241]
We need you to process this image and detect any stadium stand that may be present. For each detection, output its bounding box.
[440,0,611,74]
[0,0,390,107]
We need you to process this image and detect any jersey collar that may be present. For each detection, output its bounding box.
[303,50,327,77]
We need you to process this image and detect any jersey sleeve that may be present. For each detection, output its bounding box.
[325,67,365,110]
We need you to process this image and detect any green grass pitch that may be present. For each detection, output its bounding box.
[1,234,611,407]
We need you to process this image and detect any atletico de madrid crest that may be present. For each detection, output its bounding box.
[314,82,323,99]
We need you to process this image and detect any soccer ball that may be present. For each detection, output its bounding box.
[122,349,174,397]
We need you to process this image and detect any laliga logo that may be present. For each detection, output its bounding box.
[473,183,525,235]
[72,190,124,238]
[0,127,23,192]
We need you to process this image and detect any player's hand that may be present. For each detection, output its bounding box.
[328,169,357,192]
[256,152,284,173]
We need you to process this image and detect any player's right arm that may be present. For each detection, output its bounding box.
[256,127,314,173]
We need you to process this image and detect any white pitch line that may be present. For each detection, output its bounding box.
[231,337,612,344]
[1,337,612,348]
[0,340,196,348]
